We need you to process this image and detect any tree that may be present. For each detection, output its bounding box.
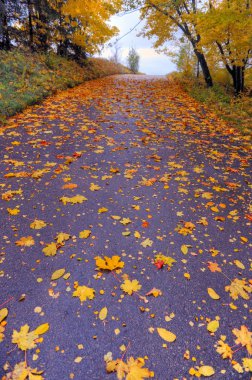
[124,0,213,87]
[127,47,140,73]
[197,0,252,94]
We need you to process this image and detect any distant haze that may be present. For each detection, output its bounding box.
[100,11,176,75]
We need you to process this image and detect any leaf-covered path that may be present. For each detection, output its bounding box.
[0,75,251,380]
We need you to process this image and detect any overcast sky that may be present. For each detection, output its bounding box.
[99,11,176,75]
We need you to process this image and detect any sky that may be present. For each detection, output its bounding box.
[99,11,177,75]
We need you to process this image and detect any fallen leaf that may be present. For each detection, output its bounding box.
[198,366,215,377]
[121,279,142,295]
[51,269,65,280]
[12,324,38,350]
[95,255,124,271]
[157,328,176,342]
[0,308,8,323]
[34,323,50,335]
[99,307,108,321]
[42,242,57,256]
[15,236,35,247]
[73,285,95,304]
[207,320,219,333]
[207,288,220,300]
[30,220,47,230]
[79,230,91,239]
[232,325,252,355]
[225,278,252,300]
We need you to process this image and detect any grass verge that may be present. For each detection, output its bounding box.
[168,73,252,137]
[0,49,131,123]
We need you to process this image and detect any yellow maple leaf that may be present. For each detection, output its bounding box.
[225,278,252,300]
[15,236,35,247]
[141,238,153,248]
[121,279,142,295]
[98,207,108,213]
[233,325,252,355]
[55,232,71,244]
[60,195,87,205]
[30,220,47,230]
[154,254,176,267]
[198,366,215,377]
[95,255,124,271]
[106,357,154,380]
[89,183,101,191]
[42,242,57,256]
[242,358,252,372]
[5,361,44,380]
[79,230,91,239]
[72,285,95,304]
[120,218,132,225]
[7,207,20,215]
[216,339,233,359]
[12,324,38,351]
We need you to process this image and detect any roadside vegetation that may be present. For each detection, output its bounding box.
[0,49,130,123]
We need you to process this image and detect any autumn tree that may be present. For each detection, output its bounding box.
[124,0,213,87]
[197,0,252,94]
[127,47,140,73]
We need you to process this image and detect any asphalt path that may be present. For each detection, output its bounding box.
[0,75,251,380]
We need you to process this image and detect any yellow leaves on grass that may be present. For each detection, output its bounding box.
[15,236,35,247]
[60,195,87,205]
[106,356,154,380]
[157,328,176,343]
[207,288,220,300]
[121,279,141,295]
[95,255,124,271]
[30,219,47,229]
[72,285,95,304]
[225,278,252,300]
[12,323,49,351]
[232,325,252,355]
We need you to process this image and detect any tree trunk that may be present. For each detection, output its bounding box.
[231,65,245,95]
[0,0,10,50]
[194,50,213,87]
[27,0,34,50]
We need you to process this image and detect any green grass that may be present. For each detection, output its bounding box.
[0,49,130,123]
[168,72,252,137]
